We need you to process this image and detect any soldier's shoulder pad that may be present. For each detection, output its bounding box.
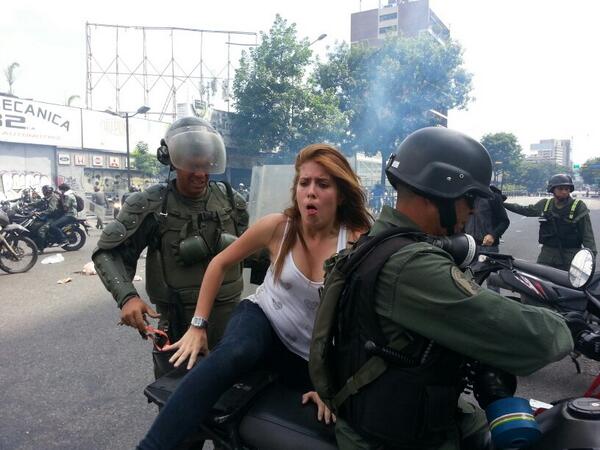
[232,190,247,210]
[97,220,128,250]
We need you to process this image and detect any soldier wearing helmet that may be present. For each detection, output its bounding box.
[330,128,573,449]
[504,173,596,270]
[92,117,249,378]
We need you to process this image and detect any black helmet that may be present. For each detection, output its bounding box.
[157,116,226,174]
[41,185,54,196]
[386,127,493,235]
[386,127,493,199]
[547,174,574,193]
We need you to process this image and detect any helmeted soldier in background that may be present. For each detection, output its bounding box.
[504,173,596,270]
[92,117,249,378]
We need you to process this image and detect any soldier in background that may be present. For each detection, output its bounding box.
[504,174,596,270]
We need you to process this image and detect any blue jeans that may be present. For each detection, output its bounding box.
[138,299,309,450]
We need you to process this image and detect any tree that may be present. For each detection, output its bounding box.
[314,35,473,163]
[480,132,523,184]
[132,141,161,177]
[580,157,600,187]
[232,15,345,155]
[516,161,569,193]
[4,62,19,95]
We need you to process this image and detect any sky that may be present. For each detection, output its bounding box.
[1,0,599,163]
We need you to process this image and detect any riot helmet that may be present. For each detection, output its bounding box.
[386,127,493,234]
[158,116,226,174]
[41,185,54,197]
[547,174,574,193]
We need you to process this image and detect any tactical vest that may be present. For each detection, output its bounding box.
[145,181,245,306]
[538,198,582,249]
[310,228,465,447]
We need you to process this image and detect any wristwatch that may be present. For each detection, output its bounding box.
[190,315,209,329]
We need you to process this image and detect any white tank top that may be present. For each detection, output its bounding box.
[248,222,348,361]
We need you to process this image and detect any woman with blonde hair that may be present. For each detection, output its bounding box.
[138,143,372,450]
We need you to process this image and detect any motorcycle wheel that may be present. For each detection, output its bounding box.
[0,235,39,273]
[61,227,86,251]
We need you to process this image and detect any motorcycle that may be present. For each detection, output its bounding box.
[142,247,600,450]
[10,211,91,252]
[0,209,38,273]
[473,248,600,370]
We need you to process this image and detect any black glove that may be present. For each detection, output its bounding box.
[564,311,589,338]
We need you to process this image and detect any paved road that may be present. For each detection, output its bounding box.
[1,197,599,449]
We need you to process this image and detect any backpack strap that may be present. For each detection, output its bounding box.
[333,335,411,409]
[333,231,423,410]
[569,199,581,220]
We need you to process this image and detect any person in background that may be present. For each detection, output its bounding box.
[465,185,509,291]
[48,183,77,245]
[504,174,596,270]
[91,185,108,229]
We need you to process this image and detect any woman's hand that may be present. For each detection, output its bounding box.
[163,326,209,370]
[302,391,336,425]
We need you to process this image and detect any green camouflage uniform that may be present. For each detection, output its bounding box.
[92,180,248,377]
[37,193,62,240]
[504,197,596,270]
[336,206,573,450]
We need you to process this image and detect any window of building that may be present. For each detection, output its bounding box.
[379,25,398,34]
[379,12,397,22]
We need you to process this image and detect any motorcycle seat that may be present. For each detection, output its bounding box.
[238,381,338,450]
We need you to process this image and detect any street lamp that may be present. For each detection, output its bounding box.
[309,33,327,46]
[106,105,150,189]
[494,161,504,191]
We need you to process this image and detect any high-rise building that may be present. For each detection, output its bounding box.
[527,139,573,169]
[351,0,449,47]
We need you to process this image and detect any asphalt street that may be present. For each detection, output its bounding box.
[1,196,599,450]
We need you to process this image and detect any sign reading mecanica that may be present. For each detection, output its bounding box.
[0,94,82,148]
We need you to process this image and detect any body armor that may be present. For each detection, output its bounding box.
[539,198,583,249]
[93,180,248,309]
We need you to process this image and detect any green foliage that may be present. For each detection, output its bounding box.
[232,15,345,154]
[480,132,523,183]
[4,62,19,94]
[314,35,472,159]
[132,141,160,177]
[580,157,600,187]
[516,161,569,193]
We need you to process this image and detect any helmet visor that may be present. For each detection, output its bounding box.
[167,127,226,174]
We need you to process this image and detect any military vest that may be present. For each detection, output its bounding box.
[310,228,465,447]
[142,181,245,306]
[539,198,582,249]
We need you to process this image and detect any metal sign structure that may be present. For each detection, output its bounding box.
[85,23,257,120]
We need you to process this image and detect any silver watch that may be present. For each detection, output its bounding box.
[190,316,209,329]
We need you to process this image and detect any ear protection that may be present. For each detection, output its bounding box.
[157,138,171,166]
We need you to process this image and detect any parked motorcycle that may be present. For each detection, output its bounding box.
[0,209,38,273]
[142,248,600,450]
[10,212,91,252]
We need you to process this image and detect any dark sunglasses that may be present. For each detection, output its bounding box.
[145,325,171,351]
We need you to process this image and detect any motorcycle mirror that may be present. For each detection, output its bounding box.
[430,233,477,269]
[568,248,596,289]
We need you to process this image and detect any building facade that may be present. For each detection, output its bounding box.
[351,0,449,47]
[527,139,573,169]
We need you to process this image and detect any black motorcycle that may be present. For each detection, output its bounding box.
[473,248,600,370]
[142,246,600,450]
[11,211,91,252]
[0,209,38,273]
